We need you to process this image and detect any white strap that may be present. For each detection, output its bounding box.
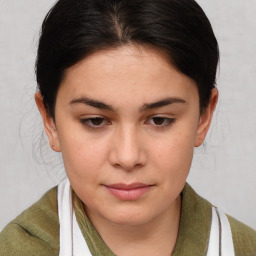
[207,207,235,256]
[218,209,235,256]
[73,210,92,255]
[207,207,220,256]
[58,178,73,256]
[58,178,92,256]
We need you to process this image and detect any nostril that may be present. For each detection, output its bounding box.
[112,160,145,172]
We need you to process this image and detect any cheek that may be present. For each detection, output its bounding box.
[152,128,196,184]
[58,129,110,182]
[59,136,110,205]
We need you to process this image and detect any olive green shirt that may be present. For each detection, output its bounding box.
[0,184,255,255]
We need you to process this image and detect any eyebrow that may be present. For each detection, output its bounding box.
[140,97,186,111]
[69,97,186,112]
[70,97,115,111]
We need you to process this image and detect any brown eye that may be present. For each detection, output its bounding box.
[80,117,110,129]
[90,118,104,126]
[145,116,175,128]
[152,117,166,125]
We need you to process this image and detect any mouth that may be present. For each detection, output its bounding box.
[104,183,153,201]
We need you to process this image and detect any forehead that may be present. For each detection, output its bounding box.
[58,45,198,107]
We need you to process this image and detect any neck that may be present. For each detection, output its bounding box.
[85,196,181,256]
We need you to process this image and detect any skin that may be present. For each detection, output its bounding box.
[35,45,218,256]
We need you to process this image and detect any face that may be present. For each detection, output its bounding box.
[36,45,217,227]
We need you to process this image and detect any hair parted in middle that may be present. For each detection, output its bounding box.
[36,0,219,118]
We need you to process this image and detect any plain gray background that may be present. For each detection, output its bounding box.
[0,0,256,231]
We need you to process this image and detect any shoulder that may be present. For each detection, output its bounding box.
[227,215,256,255]
[182,184,256,255]
[0,186,59,256]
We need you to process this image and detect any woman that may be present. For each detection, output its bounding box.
[0,0,255,255]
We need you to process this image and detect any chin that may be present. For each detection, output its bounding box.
[101,208,155,227]
[109,217,151,227]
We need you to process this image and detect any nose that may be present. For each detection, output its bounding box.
[109,125,147,171]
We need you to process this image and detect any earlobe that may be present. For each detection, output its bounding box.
[195,88,218,147]
[35,92,61,152]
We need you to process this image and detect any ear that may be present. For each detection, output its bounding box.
[35,92,61,152]
[195,88,218,147]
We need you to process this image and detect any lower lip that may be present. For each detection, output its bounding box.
[105,186,152,201]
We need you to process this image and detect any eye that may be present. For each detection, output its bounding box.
[145,116,175,127]
[80,117,110,129]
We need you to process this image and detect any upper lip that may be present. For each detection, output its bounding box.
[105,183,152,190]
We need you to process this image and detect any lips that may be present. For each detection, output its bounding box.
[104,183,153,200]
[107,183,150,190]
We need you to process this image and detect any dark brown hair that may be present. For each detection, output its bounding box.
[36,0,219,118]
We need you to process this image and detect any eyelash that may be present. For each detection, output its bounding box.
[79,116,175,130]
[145,117,175,128]
[80,117,110,130]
